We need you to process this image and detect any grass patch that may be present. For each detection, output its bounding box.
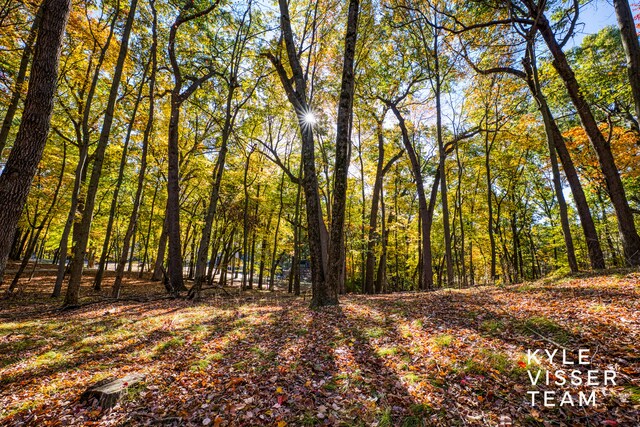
[376,346,398,357]
[404,373,421,384]
[190,352,224,371]
[34,350,68,368]
[464,348,510,375]
[378,408,393,427]
[480,319,504,335]
[433,334,454,347]
[153,337,185,356]
[363,327,385,339]
[517,316,571,344]
[624,385,640,404]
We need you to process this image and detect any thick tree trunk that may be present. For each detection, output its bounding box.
[270,0,329,306]
[0,0,71,284]
[166,95,186,293]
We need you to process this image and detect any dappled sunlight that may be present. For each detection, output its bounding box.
[1,272,639,425]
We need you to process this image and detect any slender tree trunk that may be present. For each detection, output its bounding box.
[8,141,66,293]
[325,0,359,300]
[0,0,71,284]
[113,0,157,297]
[140,179,159,277]
[95,66,147,290]
[375,187,389,293]
[523,53,606,270]
[52,8,118,297]
[248,183,261,289]
[64,0,139,306]
[433,35,454,287]
[613,0,640,123]
[388,104,434,289]
[364,123,384,294]
[0,6,42,159]
[292,178,302,296]
[241,148,254,291]
[269,172,285,291]
[190,88,233,298]
[152,217,168,281]
[484,122,497,282]
[455,145,467,287]
[537,11,640,266]
[257,213,271,290]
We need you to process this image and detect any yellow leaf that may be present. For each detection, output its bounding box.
[276,386,283,394]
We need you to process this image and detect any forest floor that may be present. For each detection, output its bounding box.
[0,268,639,426]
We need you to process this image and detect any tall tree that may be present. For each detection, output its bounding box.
[112,0,159,299]
[613,0,640,122]
[0,5,42,159]
[325,0,360,299]
[165,0,220,294]
[64,0,139,306]
[524,0,640,266]
[0,0,71,284]
[264,0,330,307]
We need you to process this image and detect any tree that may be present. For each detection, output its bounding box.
[613,0,640,122]
[0,0,72,285]
[264,0,331,307]
[165,0,221,294]
[325,0,360,298]
[64,0,140,306]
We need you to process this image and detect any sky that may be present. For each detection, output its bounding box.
[567,0,620,48]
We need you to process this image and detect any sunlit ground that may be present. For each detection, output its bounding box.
[1,269,638,426]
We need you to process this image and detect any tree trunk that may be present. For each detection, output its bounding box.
[8,141,66,293]
[523,52,606,270]
[388,104,433,289]
[325,0,359,300]
[64,0,139,306]
[613,0,640,123]
[269,172,285,291]
[190,87,233,298]
[269,0,329,306]
[536,11,640,266]
[0,5,42,159]
[484,119,497,282]
[152,217,168,281]
[364,123,384,294]
[112,0,157,298]
[95,65,147,290]
[0,0,71,284]
[140,179,159,277]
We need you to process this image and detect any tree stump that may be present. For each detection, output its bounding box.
[80,373,144,409]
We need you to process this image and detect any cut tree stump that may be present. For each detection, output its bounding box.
[80,373,144,409]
